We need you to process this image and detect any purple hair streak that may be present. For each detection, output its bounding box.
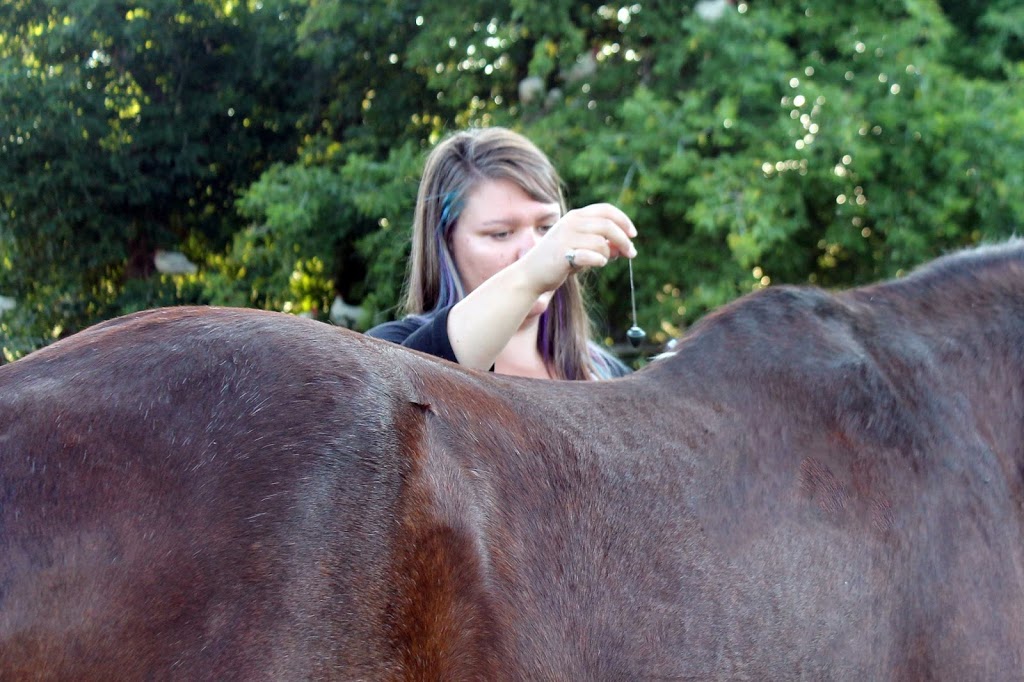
[433,190,465,311]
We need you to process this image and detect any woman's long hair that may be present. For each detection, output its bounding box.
[404,127,616,380]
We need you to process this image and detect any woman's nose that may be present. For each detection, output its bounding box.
[515,229,539,259]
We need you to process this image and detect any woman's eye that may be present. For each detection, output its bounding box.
[537,224,553,234]
[490,231,511,240]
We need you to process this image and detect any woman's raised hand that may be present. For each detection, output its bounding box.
[519,203,638,296]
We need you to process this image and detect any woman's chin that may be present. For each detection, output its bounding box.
[526,293,553,320]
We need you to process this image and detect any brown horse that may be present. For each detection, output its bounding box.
[2,241,1023,680]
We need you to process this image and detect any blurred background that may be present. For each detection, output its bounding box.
[2,0,1022,362]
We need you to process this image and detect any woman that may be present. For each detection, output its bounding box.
[367,127,637,380]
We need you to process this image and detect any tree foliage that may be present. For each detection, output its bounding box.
[0,0,313,355]
[3,0,1023,360]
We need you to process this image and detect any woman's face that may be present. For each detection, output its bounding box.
[449,177,561,319]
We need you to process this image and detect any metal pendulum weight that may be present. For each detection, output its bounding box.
[626,258,646,348]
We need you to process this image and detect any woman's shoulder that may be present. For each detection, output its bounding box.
[589,342,632,379]
[364,307,459,364]
[365,315,424,343]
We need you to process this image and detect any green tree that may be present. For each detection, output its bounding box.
[4,0,1024,360]
[236,0,1024,348]
[0,0,313,357]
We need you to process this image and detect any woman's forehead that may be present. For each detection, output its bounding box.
[462,178,560,222]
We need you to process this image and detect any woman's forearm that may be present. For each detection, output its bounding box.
[446,261,540,370]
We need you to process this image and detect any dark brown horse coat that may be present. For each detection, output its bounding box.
[2,241,1023,680]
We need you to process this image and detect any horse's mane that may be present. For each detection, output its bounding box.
[860,237,1024,305]
[902,236,1024,279]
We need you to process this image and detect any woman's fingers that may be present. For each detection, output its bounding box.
[571,231,616,265]
[518,202,638,294]
[568,203,637,238]
[560,204,637,259]
[563,246,608,272]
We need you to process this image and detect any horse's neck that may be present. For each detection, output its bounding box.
[856,261,1024,450]
[862,257,1024,366]
[642,262,1023,455]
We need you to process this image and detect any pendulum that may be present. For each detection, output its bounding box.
[626,258,646,348]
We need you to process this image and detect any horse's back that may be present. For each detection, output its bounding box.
[0,307,417,679]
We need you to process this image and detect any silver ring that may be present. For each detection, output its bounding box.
[565,249,577,269]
